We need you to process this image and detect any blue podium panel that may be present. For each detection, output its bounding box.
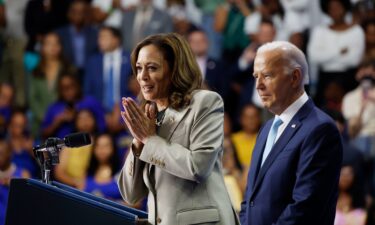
[5,179,148,225]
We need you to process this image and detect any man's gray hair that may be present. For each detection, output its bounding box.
[257,41,309,85]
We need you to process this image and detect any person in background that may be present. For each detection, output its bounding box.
[0,0,29,108]
[362,18,375,61]
[231,104,261,169]
[214,0,251,63]
[342,59,375,156]
[222,112,245,212]
[7,110,38,178]
[240,41,342,225]
[84,26,133,133]
[0,83,13,137]
[0,139,29,225]
[29,32,76,138]
[120,0,173,52]
[55,0,98,77]
[335,164,367,225]
[42,73,105,139]
[83,133,122,201]
[187,28,227,97]
[118,33,238,225]
[54,108,97,188]
[308,0,365,107]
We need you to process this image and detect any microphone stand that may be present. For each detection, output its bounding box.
[33,138,63,184]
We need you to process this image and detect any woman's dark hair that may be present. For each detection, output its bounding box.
[341,164,366,209]
[131,33,202,110]
[32,32,72,78]
[74,108,99,135]
[87,133,120,177]
[320,0,352,15]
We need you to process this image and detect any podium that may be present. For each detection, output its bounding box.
[5,179,148,225]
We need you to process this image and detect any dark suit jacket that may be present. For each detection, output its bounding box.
[55,25,98,68]
[204,58,227,98]
[239,99,343,225]
[83,50,132,105]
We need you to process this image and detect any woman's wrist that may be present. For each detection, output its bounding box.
[132,139,144,157]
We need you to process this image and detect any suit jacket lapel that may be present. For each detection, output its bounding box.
[248,122,270,191]
[158,106,190,141]
[249,99,314,200]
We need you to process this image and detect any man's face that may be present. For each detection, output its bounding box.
[98,29,120,53]
[188,31,209,57]
[253,50,297,115]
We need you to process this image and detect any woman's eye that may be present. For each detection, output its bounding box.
[148,66,157,71]
[136,67,142,73]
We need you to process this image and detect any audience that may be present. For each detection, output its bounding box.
[83,133,122,201]
[28,32,76,138]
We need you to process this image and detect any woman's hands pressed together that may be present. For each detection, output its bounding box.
[121,97,157,151]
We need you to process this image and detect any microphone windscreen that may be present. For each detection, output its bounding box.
[64,133,91,148]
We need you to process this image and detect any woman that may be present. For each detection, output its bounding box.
[83,133,122,201]
[28,32,75,138]
[117,33,238,225]
[307,0,365,107]
[41,73,105,139]
[335,165,367,225]
[53,108,96,188]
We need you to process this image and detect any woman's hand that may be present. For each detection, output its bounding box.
[121,97,157,145]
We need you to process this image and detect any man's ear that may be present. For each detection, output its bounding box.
[291,68,303,88]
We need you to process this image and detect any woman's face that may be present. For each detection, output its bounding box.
[9,113,26,137]
[42,33,62,59]
[59,76,79,103]
[94,135,113,163]
[339,166,355,191]
[75,110,96,133]
[328,0,346,22]
[136,44,171,104]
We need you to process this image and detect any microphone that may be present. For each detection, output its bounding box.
[34,132,91,152]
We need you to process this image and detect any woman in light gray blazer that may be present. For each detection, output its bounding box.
[118,33,239,225]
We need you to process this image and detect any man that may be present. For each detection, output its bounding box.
[187,28,226,98]
[239,41,343,225]
[55,0,98,74]
[84,26,132,132]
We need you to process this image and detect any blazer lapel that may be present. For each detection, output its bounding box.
[158,106,190,141]
[249,99,314,200]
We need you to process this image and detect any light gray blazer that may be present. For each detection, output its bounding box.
[118,90,239,225]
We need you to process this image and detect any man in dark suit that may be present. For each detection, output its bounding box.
[239,41,343,225]
[55,0,98,73]
[84,26,133,132]
[187,28,227,98]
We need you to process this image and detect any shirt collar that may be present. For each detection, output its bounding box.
[278,92,309,125]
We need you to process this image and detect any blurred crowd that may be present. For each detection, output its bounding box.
[0,0,375,224]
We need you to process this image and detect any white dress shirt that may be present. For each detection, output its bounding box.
[274,92,309,141]
[103,48,122,104]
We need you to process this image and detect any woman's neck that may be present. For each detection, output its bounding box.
[156,98,169,111]
[330,20,350,31]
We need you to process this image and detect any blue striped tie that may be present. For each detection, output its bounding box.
[261,117,283,166]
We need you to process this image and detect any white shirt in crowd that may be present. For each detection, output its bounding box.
[307,24,365,72]
[103,48,122,104]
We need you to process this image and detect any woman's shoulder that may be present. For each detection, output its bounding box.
[190,90,223,109]
[191,89,222,102]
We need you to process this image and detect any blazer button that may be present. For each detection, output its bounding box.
[250,201,254,207]
[157,218,162,223]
